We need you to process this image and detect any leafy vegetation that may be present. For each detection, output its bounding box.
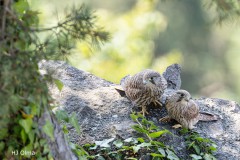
[69,113,179,160]
[66,113,217,160]
[0,0,108,159]
[181,129,217,160]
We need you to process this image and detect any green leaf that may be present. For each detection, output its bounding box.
[122,146,131,150]
[42,120,54,141]
[0,141,5,152]
[30,103,38,116]
[208,146,217,152]
[137,113,144,118]
[19,118,33,133]
[149,121,158,130]
[95,138,114,148]
[190,154,202,160]
[69,112,81,134]
[150,153,164,157]
[151,140,164,147]
[137,137,145,143]
[149,130,170,138]
[166,149,180,160]
[187,141,195,149]
[131,125,148,134]
[28,130,35,144]
[126,158,138,160]
[55,110,69,122]
[20,129,27,144]
[0,128,8,140]
[142,118,151,125]
[130,114,138,121]
[113,140,123,148]
[63,125,69,134]
[124,137,137,144]
[96,155,106,160]
[54,79,64,91]
[21,144,33,158]
[132,145,141,153]
[158,147,166,157]
[90,145,98,150]
[203,153,216,160]
[195,137,204,142]
[138,142,151,147]
[13,0,29,15]
[180,128,189,134]
[193,144,200,155]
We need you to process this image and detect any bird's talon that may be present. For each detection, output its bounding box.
[172,124,182,129]
[159,116,172,122]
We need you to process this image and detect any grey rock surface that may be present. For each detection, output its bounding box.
[40,60,240,160]
[163,63,181,90]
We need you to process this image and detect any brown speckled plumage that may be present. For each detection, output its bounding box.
[122,69,167,116]
[165,90,199,129]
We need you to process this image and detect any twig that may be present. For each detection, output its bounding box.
[30,18,73,32]
[135,118,153,141]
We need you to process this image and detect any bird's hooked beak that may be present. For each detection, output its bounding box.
[148,77,155,85]
[184,96,192,102]
[143,78,155,85]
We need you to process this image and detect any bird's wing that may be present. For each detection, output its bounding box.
[126,87,144,101]
[183,101,199,120]
[120,75,131,90]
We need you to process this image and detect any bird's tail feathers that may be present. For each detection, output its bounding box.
[198,111,220,121]
[112,85,126,97]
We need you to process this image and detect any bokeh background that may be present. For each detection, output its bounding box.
[30,0,240,102]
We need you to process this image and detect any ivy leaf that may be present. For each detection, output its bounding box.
[96,156,106,160]
[138,142,151,147]
[203,153,217,160]
[42,120,54,141]
[149,130,170,138]
[166,149,180,160]
[19,118,32,133]
[95,138,114,148]
[69,112,81,134]
[28,130,35,144]
[55,110,69,122]
[20,129,27,144]
[124,137,137,144]
[190,154,202,160]
[158,147,166,157]
[193,144,200,154]
[132,145,141,153]
[54,79,64,91]
[113,140,123,148]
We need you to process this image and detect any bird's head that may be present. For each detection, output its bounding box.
[176,90,192,102]
[143,71,163,88]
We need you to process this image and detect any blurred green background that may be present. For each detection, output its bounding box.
[30,0,240,102]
